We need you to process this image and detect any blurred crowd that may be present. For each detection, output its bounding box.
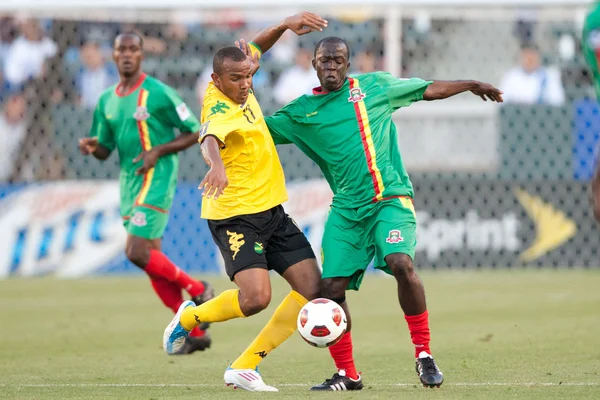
[0,13,593,182]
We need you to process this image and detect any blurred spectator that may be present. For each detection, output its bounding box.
[77,41,117,109]
[350,51,378,75]
[274,48,319,105]
[3,19,58,87]
[500,45,565,106]
[0,92,28,181]
[0,16,18,59]
[268,30,298,65]
[195,66,213,108]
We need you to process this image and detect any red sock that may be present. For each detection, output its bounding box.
[150,277,184,313]
[328,332,359,380]
[189,326,206,338]
[405,310,431,358]
[144,249,205,297]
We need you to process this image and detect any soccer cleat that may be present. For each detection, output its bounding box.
[172,334,212,355]
[191,280,215,306]
[415,351,444,388]
[163,300,195,355]
[191,281,215,331]
[224,367,278,392]
[309,370,363,391]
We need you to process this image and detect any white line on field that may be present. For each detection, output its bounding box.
[0,382,598,388]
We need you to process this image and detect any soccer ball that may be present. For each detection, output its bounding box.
[297,298,347,348]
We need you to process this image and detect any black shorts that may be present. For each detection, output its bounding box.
[208,205,316,280]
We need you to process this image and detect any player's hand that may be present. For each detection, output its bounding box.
[78,137,98,155]
[199,164,228,200]
[235,39,261,75]
[133,148,160,175]
[283,12,328,35]
[471,82,504,102]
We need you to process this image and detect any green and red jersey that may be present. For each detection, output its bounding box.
[583,2,600,99]
[90,73,201,213]
[266,71,431,209]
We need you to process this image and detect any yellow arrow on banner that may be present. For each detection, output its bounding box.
[514,188,577,262]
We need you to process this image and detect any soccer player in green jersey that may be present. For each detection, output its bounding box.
[582,1,600,222]
[79,32,214,354]
[265,36,503,390]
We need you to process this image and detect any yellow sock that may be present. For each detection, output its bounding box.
[180,289,245,331]
[230,290,308,370]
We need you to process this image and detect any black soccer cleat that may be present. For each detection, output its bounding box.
[415,351,444,388]
[310,370,364,391]
[191,280,215,306]
[191,281,215,330]
[173,334,212,355]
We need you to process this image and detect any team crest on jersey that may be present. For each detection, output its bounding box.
[133,106,150,121]
[348,88,366,103]
[385,229,404,244]
[131,211,147,227]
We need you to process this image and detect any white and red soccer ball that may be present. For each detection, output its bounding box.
[297,298,347,348]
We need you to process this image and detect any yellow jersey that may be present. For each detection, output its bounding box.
[199,82,288,220]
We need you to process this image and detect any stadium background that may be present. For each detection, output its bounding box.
[0,0,598,277]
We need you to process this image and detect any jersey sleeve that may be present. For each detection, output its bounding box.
[90,100,115,152]
[376,72,432,111]
[582,8,600,97]
[157,86,202,133]
[199,103,240,148]
[265,107,295,145]
[248,42,263,59]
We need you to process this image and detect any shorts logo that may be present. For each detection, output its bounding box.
[227,230,245,260]
[386,229,404,244]
[348,88,366,103]
[133,106,150,121]
[254,242,264,255]
[131,211,147,227]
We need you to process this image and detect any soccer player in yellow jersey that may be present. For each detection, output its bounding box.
[163,12,328,391]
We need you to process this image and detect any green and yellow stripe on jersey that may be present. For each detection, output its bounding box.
[349,77,385,201]
[135,88,155,206]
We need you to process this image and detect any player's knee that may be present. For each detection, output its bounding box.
[239,289,271,316]
[320,278,346,301]
[388,253,415,280]
[296,280,320,301]
[125,245,147,268]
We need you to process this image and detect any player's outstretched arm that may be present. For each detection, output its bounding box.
[423,80,504,102]
[133,132,199,175]
[78,137,111,160]
[249,12,328,55]
[199,136,228,200]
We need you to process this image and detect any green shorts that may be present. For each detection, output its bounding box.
[122,204,170,239]
[321,197,417,291]
[120,171,175,240]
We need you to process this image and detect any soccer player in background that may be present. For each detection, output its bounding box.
[79,32,214,354]
[264,36,504,390]
[163,13,328,391]
[582,1,600,222]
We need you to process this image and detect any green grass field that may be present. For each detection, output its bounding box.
[1,270,599,399]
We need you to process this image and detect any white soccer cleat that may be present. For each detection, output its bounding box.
[224,367,279,392]
[163,300,195,355]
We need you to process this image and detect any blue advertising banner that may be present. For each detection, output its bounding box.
[0,180,331,278]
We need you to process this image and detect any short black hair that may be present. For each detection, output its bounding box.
[213,46,248,75]
[314,36,350,58]
[114,31,144,48]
